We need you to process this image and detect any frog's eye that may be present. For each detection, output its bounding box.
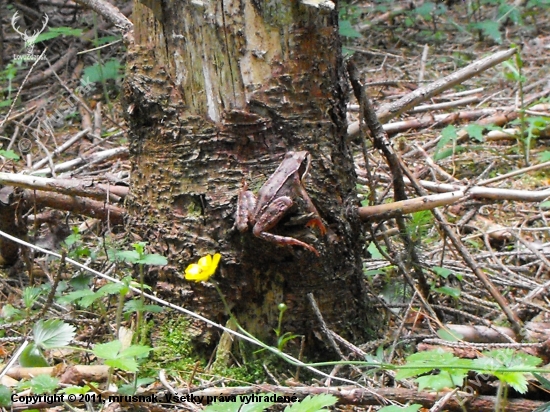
[298,153,311,181]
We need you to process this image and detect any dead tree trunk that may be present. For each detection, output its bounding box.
[124,0,380,356]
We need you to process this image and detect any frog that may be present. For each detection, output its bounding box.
[235,151,326,255]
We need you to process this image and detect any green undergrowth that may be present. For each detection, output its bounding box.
[147,316,199,373]
[146,315,267,385]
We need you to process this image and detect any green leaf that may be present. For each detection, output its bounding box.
[363,269,385,279]
[119,344,152,359]
[482,348,542,368]
[471,20,502,43]
[36,27,83,43]
[339,20,362,38]
[59,385,92,395]
[465,123,485,142]
[92,35,121,46]
[97,282,126,295]
[417,371,460,391]
[1,304,22,320]
[205,394,274,412]
[33,319,75,349]
[432,286,461,298]
[138,254,168,265]
[0,150,20,160]
[29,374,59,394]
[436,328,463,342]
[432,266,452,279]
[23,287,43,309]
[0,385,12,407]
[408,210,432,241]
[532,402,550,412]
[414,2,435,19]
[433,125,458,160]
[497,3,521,24]
[20,343,49,368]
[501,60,521,81]
[367,242,385,259]
[105,357,139,372]
[342,47,354,56]
[79,290,108,307]
[396,349,472,390]
[473,349,542,393]
[93,340,150,372]
[57,289,95,306]
[379,405,422,412]
[440,124,458,144]
[93,340,122,360]
[123,300,163,314]
[433,146,466,161]
[539,150,550,163]
[82,59,123,84]
[110,250,140,263]
[534,372,550,391]
[284,394,337,412]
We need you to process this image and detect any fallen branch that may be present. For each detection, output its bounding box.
[30,146,129,176]
[358,191,465,221]
[186,385,545,412]
[0,172,128,201]
[22,190,124,225]
[72,0,133,31]
[418,180,550,202]
[376,48,518,124]
[5,365,109,383]
[31,128,91,171]
[8,383,547,412]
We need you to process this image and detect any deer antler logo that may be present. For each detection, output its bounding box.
[11,11,49,57]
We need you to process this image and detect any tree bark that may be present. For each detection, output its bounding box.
[124,0,380,356]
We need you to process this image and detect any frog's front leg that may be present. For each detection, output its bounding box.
[294,183,326,236]
[236,190,256,232]
[253,197,320,256]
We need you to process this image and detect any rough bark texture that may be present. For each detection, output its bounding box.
[124,0,380,355]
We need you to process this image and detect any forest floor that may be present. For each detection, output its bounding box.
[1,0,550,411]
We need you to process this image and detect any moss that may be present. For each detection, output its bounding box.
[210,358,266,385]
[145,315,201,374]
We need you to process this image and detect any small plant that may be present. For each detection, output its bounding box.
[82,59,124,85]
[0,149,20,160]
[20,319,76,368]
[109,242,167,342]
[499,52,550,166]
[395,347,545,409]
[203,393,337,412]
[0,385,12,407]
[0,62,20,108]
[63,227,92,259]
[17,374,60,396]
[274,303,301,352]
[430,266,462,299]
[92,339,152,373]
[407,210,433,243]
[35,26,83,43]
[433,124,463,162]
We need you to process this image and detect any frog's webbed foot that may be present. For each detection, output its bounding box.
[306,217,326,235]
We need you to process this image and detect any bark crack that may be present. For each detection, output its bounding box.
[220,0,237,102]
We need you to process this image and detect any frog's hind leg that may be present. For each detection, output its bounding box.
[258,231,320,256]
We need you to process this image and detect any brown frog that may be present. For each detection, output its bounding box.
[236,151,326,255]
